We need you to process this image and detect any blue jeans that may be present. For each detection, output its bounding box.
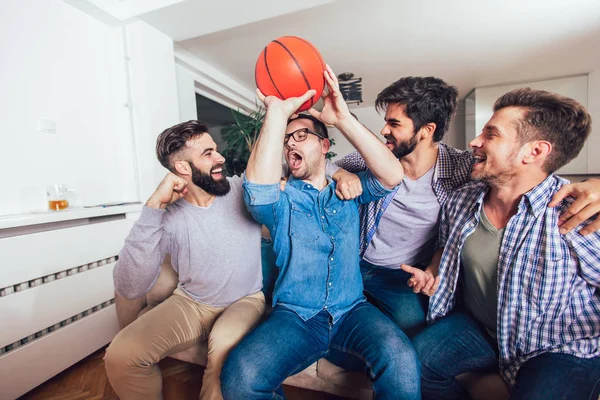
[361,260,429,338]
[221,302,421,400]
[413,310,600,400]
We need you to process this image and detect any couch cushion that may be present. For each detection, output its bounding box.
[457,372,510,400]
[316,358,371,390]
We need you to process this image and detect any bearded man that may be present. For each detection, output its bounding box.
[105,120,265,400]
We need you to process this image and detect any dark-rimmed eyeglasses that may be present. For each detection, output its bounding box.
[284,128,326,146]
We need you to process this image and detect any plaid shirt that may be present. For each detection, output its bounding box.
[429,174,600,387]
[335,142,474,256]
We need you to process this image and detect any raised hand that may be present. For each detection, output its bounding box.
[146,173,188,209]
[401,264,440,297]
[308,64,352,126]
[256,88,316,119]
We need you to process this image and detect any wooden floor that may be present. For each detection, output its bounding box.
[21,347,351,400]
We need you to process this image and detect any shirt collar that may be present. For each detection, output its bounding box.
[434,143,460,181]
[288,176,331,191]
[472,174,560,219]
[520,174,561,218]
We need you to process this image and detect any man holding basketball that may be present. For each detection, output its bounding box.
[220,66,421,399]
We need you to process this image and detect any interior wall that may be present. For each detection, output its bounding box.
[125,20,180,201]
[0,0,137,215]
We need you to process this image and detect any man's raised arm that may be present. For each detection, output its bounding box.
[309,65,403,189]
[245,89,316,184]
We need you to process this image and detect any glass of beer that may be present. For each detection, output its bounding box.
[46,184,76,211]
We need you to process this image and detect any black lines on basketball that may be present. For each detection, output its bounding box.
[263,45,284,100]
[273,39,314,108]
[287,36,325,70]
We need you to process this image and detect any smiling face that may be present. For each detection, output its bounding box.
[184,133,230,195]
[284,118,329,181]
[469,107,529,185]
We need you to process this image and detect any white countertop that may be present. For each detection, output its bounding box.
[0,203,143,230]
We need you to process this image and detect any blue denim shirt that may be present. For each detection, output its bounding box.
[243,172,394,323]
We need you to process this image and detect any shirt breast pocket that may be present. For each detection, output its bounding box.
[289,204,319,243]
[522,256,571,310]
[324,201,352,234]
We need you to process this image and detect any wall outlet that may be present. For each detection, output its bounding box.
[37,119,56,134]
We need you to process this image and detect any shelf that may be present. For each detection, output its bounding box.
[0,203,143,230]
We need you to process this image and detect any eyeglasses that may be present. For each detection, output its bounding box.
[284,128,326,146]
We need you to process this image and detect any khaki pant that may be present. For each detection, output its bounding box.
[105,288,265,400]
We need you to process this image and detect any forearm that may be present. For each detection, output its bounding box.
[335,117,403,188]
[113,207,167,299]
[246,107,287,184]
[425,248,443,275]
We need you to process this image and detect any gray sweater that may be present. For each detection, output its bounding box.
[113,176,263,307]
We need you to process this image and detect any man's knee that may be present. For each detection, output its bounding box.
[104,328,154,372]
[220,351,262,399]
[383,333,421,373]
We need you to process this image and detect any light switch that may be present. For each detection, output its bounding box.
[38,119,56,134]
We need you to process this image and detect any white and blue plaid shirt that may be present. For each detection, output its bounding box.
[335,142,474,256]
[429,174,600,387]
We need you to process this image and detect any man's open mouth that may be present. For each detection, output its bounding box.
[289,151,304,170]
[473,154,487,165]
[211,166,224,178]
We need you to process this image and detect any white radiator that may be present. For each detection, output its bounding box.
[0,207,141,400]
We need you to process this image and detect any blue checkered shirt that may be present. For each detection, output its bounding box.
[429,174,600,387]
[335,142,474,257]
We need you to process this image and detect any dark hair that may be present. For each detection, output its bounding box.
[493,88,592,173]
[375,76,459,142]
[156,120,208,171]
[287,113,329,139]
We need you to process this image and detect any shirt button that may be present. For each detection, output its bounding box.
[333,210,336,214]
[330,258,334,261]
[330,236,334,240]
[321,216,325,219]
[329,282,332,286]
[324,306,328,309]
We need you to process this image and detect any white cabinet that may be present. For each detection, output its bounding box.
[0,205,141,399]
[465,75,590,175]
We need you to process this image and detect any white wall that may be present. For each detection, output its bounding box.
[327,106,385,160]
[0,0,136,216]
[587,69,600,174]
[175,63,198,122]
[125,20,180,202]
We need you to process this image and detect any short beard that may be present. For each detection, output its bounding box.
[390,133,419,159]
[190,163,230,196]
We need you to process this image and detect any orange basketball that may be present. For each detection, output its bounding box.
[255,36,325,112]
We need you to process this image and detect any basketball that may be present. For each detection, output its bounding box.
[255,36,325,112]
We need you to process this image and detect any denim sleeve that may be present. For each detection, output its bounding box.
[242,174,282,229]
[355,170,396,205]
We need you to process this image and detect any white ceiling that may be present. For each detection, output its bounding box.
[139,0,600,105]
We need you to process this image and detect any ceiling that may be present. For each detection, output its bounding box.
[137,0,600,106]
